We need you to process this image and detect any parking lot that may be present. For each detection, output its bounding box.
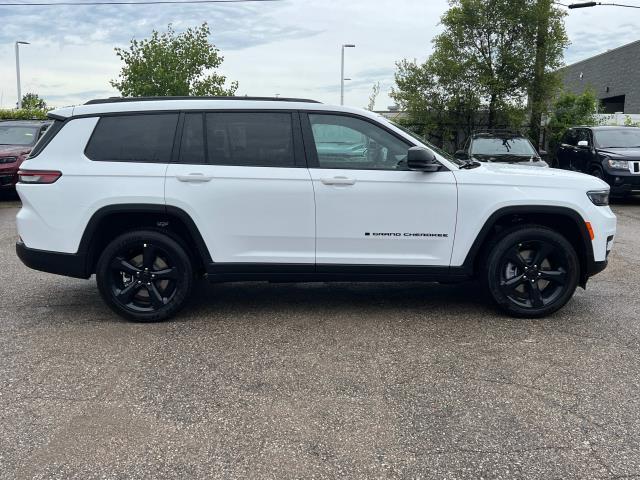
[0,198,638,479]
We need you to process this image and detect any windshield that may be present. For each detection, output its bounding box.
[471,137,536,156]
[595,128,640,148]
[390,121,463,166]
[0,126,39,146]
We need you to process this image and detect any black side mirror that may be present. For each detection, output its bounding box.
[454,150,469,160]
[538,149,548,158]
[407,147,439,172]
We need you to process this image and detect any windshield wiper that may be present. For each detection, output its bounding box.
[458,159,481,169]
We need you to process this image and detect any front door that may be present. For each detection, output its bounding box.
[165,111,315,265]
[302,113,457,266]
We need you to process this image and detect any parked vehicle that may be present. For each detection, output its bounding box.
[455,131,548,167]
[0,120,52,189]
[556,126,640,197]
[15,97,616,322]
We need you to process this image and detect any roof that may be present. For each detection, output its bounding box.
[572,125,640,130]
[561,39,640,70]
[0,119,52,127]
[48,98,380,121]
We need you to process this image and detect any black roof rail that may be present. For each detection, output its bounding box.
[84,96,322,105]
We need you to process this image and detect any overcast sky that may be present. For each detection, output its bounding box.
[0,0,639,110]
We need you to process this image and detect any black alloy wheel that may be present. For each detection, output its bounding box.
[485,226,580,318]
[96,230,193,322]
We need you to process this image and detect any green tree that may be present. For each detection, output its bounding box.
[392,0,568,141]
[110,23,238,97]
[21,93,47,111]
[547,89,599,155]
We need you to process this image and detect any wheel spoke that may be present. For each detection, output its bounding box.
[116,281,142,304]
[153,267,178,281]
[142,244,157,269]
[539,269,567,285]
[147,283,165,309]
[531,243,554,267]
[505,247,527,269]
[528,281,544,308]
[501,274,526,292]
[111,257,141,276]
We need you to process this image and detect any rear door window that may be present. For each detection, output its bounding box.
[85,113,179,163]
[205,112,295,167]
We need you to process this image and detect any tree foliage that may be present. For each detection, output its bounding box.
[21,93,47,111]
[391,0,568,148]
[367,82,381,111]
[0,109,48,120]
[110,23,238,97]
[547,89,598,148]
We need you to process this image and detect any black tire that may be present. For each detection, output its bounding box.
[590,167,604,179]
[484,226,580,318]
[96,230,193,322]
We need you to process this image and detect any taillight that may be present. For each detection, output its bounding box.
[17,170,62,184]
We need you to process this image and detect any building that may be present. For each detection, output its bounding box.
[560,39,640,114]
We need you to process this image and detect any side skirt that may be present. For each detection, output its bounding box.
[206,263,471,283]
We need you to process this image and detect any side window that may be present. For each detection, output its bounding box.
[85,114,179,163]
[562,129,577,146]
[308,114,410,170]
[205,112,295,167]
[180,113,206,164]
[575,129,590,145]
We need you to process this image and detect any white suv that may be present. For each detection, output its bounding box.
[15,97,617,322]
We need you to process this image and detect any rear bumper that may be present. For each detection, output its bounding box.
[16,241,90,279]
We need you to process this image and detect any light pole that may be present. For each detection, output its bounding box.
[15,41,29,109]
[340,44,355,105]
[568,1,640,8]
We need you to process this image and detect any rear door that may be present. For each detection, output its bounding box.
[165,111,315,265]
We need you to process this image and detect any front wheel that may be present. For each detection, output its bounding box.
[96,230,193,322]
[484,226,580,318]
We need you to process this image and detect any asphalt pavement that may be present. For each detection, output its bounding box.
[1,197,639,479]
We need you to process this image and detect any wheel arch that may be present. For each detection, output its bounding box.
[462,206,595,288]
[78,204,211,276]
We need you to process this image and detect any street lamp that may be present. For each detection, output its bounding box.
[340,44,355,106]
[15,41,30,109]
[568,1,640,8]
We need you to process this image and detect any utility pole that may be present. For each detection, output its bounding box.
[530,0,551,149]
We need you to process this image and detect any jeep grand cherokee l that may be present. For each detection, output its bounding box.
[15,97,616,322]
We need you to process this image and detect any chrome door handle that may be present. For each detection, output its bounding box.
[320,176,356,186]
[176,173,213,182]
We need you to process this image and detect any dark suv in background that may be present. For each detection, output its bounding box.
[455,131,548,167]
[556,126,640,197]
[0,120,51,190]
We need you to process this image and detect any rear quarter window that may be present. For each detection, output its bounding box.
[85,113,179,163]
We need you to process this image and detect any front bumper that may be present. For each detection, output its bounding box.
[16,241,90,279]
[603,170,640,195]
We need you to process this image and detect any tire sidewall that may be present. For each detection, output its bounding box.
[96,230,193,322]
[485,227,580,318]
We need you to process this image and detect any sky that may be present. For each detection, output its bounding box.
[0,0,639,110]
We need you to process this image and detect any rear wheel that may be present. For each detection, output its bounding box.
[484,226,579,318]
[96,230,193,322]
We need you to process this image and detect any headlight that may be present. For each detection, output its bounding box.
[0,156,18,164]
[607,158,628,170]
[587,190,610,206]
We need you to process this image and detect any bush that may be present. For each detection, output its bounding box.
[0,109,48,120]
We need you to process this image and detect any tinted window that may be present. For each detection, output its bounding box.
[205,112,295,167]
[309,114,410,170]
[180,113,206,164]
[86,114,178,162]
[562,130,577,146]
[29,121,61,158]
[575,129,591,145]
